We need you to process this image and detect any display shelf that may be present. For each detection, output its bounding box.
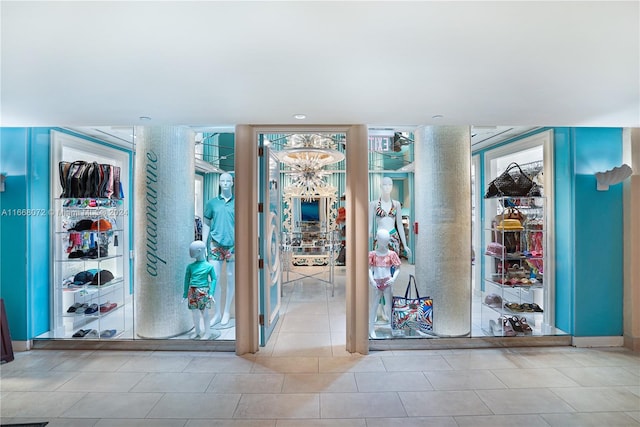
[481,196,548,337]
[51,196,128,340]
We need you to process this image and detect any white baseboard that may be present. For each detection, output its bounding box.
[12,340,33,352]
[572,336,624,348]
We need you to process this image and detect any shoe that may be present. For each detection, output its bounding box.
[508,316,524,333]
[67,302,82,313]
[499,317,517,336]
[504,302,522,312]
[72,328,90,338]
[100,329,117,338]
[85,329,99,338]
[530,303,544,312]
[74,303,89,314]
[99,302,118,313]
[519,317,533,334]
[84,303,99,314]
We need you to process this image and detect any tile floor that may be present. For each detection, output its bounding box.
[3,265,638,426]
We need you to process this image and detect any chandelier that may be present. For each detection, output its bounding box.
[276,133,344,199]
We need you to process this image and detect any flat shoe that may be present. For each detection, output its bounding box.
[74,303,89,314]
[100,329,117,338]
[84,303,99,314]
[85,329,99,338]
[72,328,90,338]
[67,302,82,313]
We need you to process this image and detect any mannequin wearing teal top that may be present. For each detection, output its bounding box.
[203,172,235,327]
[183,240,216,339]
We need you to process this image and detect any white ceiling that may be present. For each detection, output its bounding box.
[1,1,638,131]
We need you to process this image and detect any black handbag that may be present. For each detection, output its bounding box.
[484,162,542,198]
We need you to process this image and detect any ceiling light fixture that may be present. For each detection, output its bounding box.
[432,114,444,119]
[293,114,307,120]
[139,116,152,121]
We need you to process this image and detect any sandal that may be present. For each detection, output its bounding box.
[67,302,82,313]
[508,316,524,333]
[72,328,91,338]
[520,303,535,312]
[530,303,544,312]
[499,317,517,336]
[519,317,533,334]
[504,302,522,312]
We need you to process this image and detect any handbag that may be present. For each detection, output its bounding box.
[392,274,433,333]
[484,162,542,198]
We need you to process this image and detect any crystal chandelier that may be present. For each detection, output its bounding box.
[276,133,344,200]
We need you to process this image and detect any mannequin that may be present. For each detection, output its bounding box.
[203,172,235,327]
[183,240,216,339]
[368,229,401,337]
[369,177,411,258]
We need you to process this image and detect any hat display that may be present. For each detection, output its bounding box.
[91,269,114,285]
[70,219,93,231]
[91,219,112,231]
[496,219,524,231]
[484,293,503,308]
[73,270,94,285]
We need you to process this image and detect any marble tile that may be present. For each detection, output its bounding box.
[455,414,551,426]
[96,419,189,427]
[130,372,215,392]
[0,352,80,372]
[282,373,357,392]
[443,353,518,370]
[476,388,575,414]
[550,386,640,412]
[186,421,275,427]
[53,355,132,372]
[183,355,255,373]
[425,369,507,390]
[506,351,580,368]
[234,393,319,419]
[117,355,193,372]
[252,357,318,373]
[280,314,330,333]
[398,390,493,416]
[318,356,386,373]
[62,392,162,418]
[207,373,284,393]
[365,417,458,427]
[381,355,452,371]
[557,366,640,387]
[540,412,640,426]
[271,332,333,357]
[284,302,330,316]
[565,348,640,367]
[320,392,406,418]
[0,391,85,418]
[11,418,99,427]
[146,392,240,418]
[355,371,433,392]
[628,411,640,423]
[58,372,147,392]
[276,420,365,427]
[491,368,580,388]
[0,370,78,391]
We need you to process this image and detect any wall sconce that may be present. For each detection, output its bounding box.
[595,164,633,191]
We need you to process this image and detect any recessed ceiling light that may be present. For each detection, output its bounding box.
[293,114,307,120]
[139,116,152,121]
[432,114,444,119]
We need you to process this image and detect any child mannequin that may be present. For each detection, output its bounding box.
[183,240,216,339]
[368,229,401,337]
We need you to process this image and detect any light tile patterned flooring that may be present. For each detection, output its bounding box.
[2,266,639,426]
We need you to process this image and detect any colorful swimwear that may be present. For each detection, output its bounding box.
[208,239,235,262]
[375,198,397,218]
[183,260,216,301]
[187,286,212,310]
[368,250,401,268]
[374,277,392,290]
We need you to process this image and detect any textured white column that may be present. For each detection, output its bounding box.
[134,126,194,338]
[414,126,471,337]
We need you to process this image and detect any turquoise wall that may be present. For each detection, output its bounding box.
[571,128,624,336]
[0,128,52,340]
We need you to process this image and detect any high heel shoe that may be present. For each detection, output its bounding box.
[519,317,533,334]
[508,316,524,334]
[499,316,517,336]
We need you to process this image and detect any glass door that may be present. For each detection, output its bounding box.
[258,142,282,346]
